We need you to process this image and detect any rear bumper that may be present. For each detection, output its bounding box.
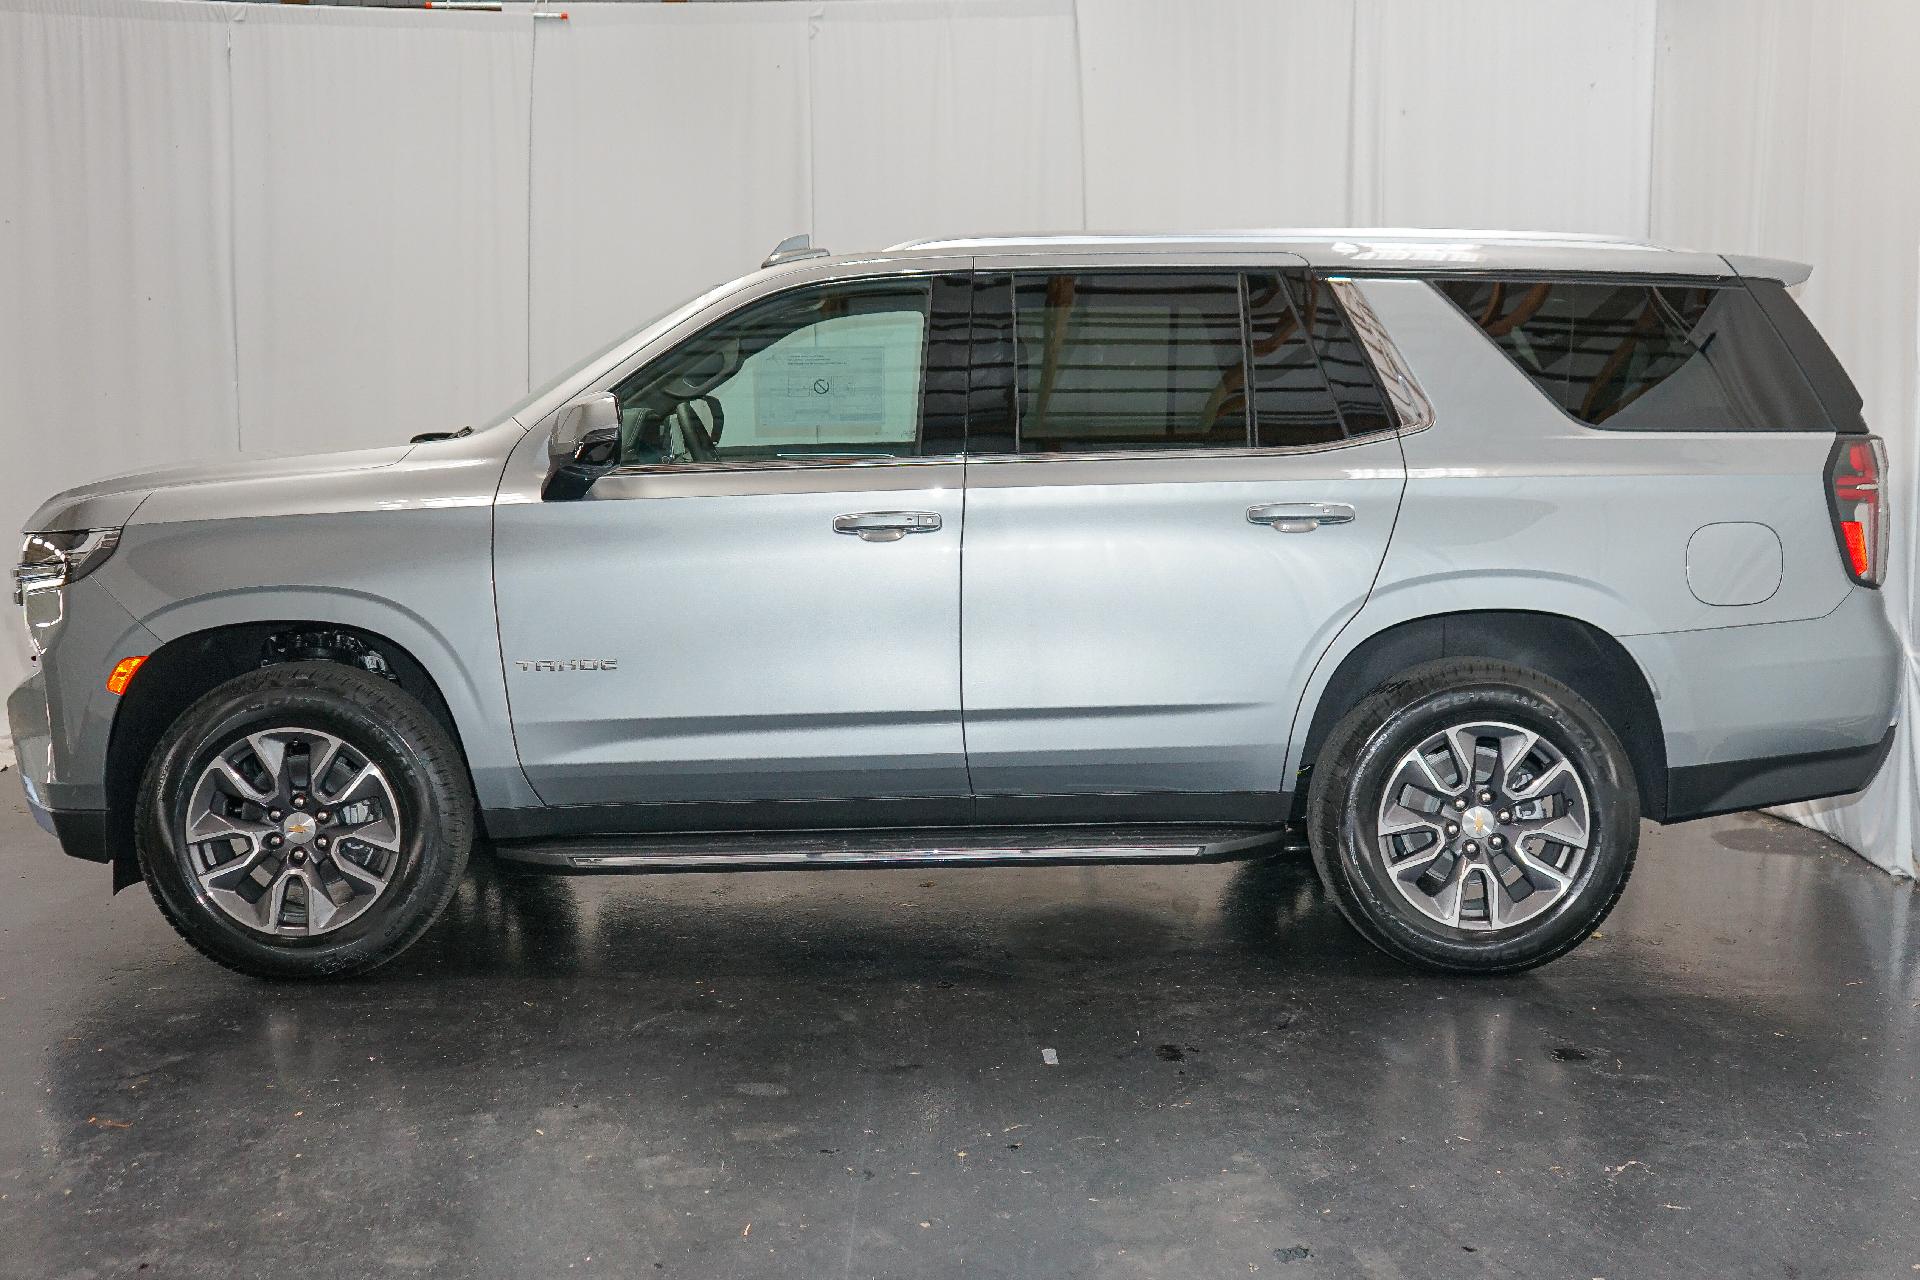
[1663,724,1896,822]
[1623,588,1901,820]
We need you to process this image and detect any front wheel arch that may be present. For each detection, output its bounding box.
[103,621,476,892]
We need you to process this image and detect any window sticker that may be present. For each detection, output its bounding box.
[756,347,888,433]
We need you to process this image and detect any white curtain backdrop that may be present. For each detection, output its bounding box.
[1650,0,1920,876]
[529,2,810,379]
[810,0,1083,258]
[1077,0,1354,229]
[1346,0,1657,231]
[0,0,239,548]
[230,5,535,453]
[0,0,1913,873]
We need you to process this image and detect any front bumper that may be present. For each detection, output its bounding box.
[9,668,109,863]
[42,805,109,862]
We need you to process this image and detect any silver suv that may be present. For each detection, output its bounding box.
[10,230,1899,979]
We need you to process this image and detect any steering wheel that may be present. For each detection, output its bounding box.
[694,394,725,445]
[670,399,718,462]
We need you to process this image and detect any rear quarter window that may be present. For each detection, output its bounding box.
[1434,277,1835,432]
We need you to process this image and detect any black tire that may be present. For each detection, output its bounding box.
[1306,659,1638,975]
[135,661,473,980]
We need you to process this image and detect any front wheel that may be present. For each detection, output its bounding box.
[1306,659,1639,974]
[135,662,472,979]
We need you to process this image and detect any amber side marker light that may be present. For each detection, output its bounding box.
[106,656,147,695]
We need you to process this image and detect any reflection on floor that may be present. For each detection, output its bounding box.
[0,795,1915,1278]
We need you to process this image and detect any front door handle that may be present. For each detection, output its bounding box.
[1246,502,1355,534]
[833,510,944,542]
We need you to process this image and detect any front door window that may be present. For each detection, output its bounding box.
[613,280,932,465]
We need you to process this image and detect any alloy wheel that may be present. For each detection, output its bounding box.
[180,726,404,937]
[1372,719,1592,931]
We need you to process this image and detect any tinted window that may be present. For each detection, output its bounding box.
[1436,278,1832,432]
[614,279,930,464]
[1246,273,1348,448]
[1282,274,1394,437]
[1011,273,1248,452]
[1744,277,1865,433]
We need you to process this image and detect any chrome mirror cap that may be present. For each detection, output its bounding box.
[543,392,621,502]
[547,392,620,465]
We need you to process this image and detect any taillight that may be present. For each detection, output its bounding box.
[1826,435,1889,587]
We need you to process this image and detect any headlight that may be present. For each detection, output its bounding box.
[14,528,120,654]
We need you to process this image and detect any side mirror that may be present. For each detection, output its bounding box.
[548,392,621,466]
[543,392,621,501]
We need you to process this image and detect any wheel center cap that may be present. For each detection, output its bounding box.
[281,813,318,845]
[1462,806,1497,839]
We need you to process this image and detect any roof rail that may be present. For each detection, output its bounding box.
[763,234,829,269]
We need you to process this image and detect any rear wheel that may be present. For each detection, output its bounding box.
[135,662,472,979]
[1306,659,1638,974]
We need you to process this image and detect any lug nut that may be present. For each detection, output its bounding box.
[1445,822,1460,836]
[1463,840,1480,855]
[267,833,283,848]
[1489,834,1504,848]
[1497,809,1511,823]
[1452,797,1467,811]
[267,808,283,821]
[1478,789,1493,803]
[289,849,306,865]
[291,794,307,810]
[316,836,330,850]
[314,810,331,824]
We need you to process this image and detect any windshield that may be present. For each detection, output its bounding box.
[493,337,631,427]
[489,278,755,430]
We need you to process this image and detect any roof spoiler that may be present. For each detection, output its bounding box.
[763,233,829,269]
[1723,253,1813,287]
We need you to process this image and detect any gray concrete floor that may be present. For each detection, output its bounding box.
[2,791,1919,1279]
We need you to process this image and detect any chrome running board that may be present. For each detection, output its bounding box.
[492,825,1287,873]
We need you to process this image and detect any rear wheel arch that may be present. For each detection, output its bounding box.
[104,622,476,890]
[1294,610,1667,821]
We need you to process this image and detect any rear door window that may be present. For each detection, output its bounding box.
[1247,273,1394,446]
[999,270,1397,455]
[1434,277,1833,432]
[1010,272,1247,452]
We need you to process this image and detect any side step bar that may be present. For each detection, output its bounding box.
[491,825,1291,873]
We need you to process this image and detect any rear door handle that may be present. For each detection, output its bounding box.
[833,510,944,542]
[1247,502,1355,533]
